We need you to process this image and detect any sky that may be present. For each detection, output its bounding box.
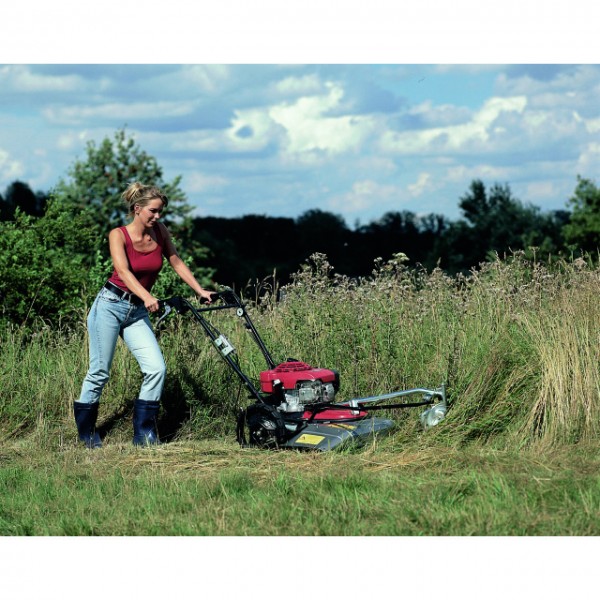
[2,63,598,227]
[2,1,599,228]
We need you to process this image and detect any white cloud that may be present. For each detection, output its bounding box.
[446,164,512,183]
[496,66,600,110]
[407,172,434,197]
[578,113,600,134]
[226,108,283,151]
[0,148,24,180]
[520,107,583,141]
[273,74,323,96]
[380,96,527,154]
[56,131,90,150]
[1,64,599,223]
[575,142,600,175]
[269,82,376,156]
[0,65,84,92]
[181,65,231,93]
[152,108,282,155]
[327,179,403,214]
[43,100,198,126]
[409,101,473,128]
[170,79,379,160]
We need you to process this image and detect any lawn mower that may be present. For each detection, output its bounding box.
[157,289,447,451]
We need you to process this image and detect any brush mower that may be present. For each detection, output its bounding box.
[157,289,447,451]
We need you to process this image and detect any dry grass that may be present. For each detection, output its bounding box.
[2,434,600,536]
[1,252,599,452]
[516,269,600,446]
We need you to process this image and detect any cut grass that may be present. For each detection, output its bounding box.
[1,439,599,536]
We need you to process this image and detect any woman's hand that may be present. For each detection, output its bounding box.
[197,289,214,304]
[145,295,161,313]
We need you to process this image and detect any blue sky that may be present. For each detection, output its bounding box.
[2,6,599,228]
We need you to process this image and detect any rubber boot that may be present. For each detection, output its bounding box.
[132,399,161,446]
[73,401,102,449]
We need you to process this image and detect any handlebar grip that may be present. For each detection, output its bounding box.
[200,293,219,305]
[158,296,185,312]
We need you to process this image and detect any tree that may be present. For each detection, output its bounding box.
[440,179,567,271]
[192,214,299,288]
[0,180,47,220]
[295,209,352,272]
[51,128,195,252]
[459,180,525,253]
[350,211,450,273]
[51,128,213,290]
[0,129,214,325]
[562,176,600,253]
[0,191,7,221]
[0,203,100,325]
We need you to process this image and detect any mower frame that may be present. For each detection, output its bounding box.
[157,289,447,450]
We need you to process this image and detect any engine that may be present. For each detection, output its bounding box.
[259,361,339,413]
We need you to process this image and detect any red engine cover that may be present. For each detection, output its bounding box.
[260,361,337,393]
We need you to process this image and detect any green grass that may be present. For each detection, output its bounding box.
[1,439,599,536]
[0,252,599,536]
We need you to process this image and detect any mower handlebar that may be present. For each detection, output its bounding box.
[157,288,243,315]
[201,292,220,305]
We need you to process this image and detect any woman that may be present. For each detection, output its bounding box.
[74,182,213,448]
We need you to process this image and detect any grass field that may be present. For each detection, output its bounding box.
[1,252,599,540]
[1,438,600,536]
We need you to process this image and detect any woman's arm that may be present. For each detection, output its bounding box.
[159,224,213,302]
[108,228,161,312]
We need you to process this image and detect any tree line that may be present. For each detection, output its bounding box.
[0,129,598,326]
[184,176,597,287]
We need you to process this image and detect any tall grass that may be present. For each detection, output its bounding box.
[1,253,598,450]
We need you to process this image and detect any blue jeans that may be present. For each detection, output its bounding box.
[78,286,166,404]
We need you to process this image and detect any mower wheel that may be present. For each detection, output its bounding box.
[245,403,287,449]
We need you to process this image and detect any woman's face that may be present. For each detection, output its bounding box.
[136,198,164,227]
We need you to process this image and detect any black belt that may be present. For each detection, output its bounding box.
[104,281,144,305]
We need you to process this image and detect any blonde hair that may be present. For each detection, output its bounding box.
[121,182,169,217]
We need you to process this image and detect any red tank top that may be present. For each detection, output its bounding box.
[108,225,165,293]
